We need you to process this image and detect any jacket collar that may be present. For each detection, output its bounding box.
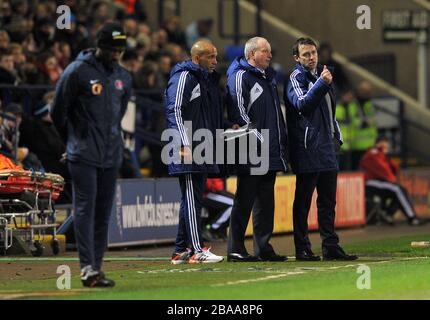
[77,49,120,75]
[295,63,319,79]
[295,63,335,80]
[234,57,276,81]
[171,60,209,80]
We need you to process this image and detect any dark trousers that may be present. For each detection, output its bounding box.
[293,170,340,252]
[68,162,118,271]
[228,171,276,257]
[365,180,416,219]
[175,173,206,253]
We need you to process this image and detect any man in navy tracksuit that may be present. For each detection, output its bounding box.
[52,23,132,286]
[284,37,357,261]
[226,37,288,262]
[165,41,224,264]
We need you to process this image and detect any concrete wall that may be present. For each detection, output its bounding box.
[259,0,428,100]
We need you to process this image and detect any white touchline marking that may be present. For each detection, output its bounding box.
[210,257,429,287]
[211,272,307,287]
[134,257,429,279]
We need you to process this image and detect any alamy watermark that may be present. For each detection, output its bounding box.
[161,121,270,175]
[56,264,71,290]
[56,5,72,30]
[356,5,371,30]
[356,264,371,290]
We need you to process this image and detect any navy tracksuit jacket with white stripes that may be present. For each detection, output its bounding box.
[226,57,288,173]
[284,63,342,174]
[164,60,222,253]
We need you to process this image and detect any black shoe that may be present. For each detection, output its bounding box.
[296,249,321,261]
[97,271,116,287]
[258,252,288,262]
[227,252,260,262]
[81,270,115,288]
[93,277,116,287]
[322,246,358,261]
[81,273,99,287]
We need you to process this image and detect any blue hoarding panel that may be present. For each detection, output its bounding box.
[108,178,181,246]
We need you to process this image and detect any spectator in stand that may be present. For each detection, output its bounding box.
[0,1,13,27]
[37,52,63,85]
[9,43,26,69]
[162,16,186,48]
[53,41,72,70]
[115,0,147,21]
[33,18,56,52]
[135,60,158,90]
[185,18,213,50]
[165,43,187,65]
[123,15,139,48]
[121,49,142,88]
[34,1,55,22]
[0,48,20,84]
[360,136,424,226]
[88,1,111,28]
[0,102,44,171]
[148,28,169,59]
[137,21,151,37]
[318,41,351,98]
[134,33,151,59]
[19,60,42,85]
[0,30,10,50]
[157,51,173,88]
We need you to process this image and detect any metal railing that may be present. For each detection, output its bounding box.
[218,0,262,44]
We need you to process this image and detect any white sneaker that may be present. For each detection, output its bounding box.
[189,247,224,264]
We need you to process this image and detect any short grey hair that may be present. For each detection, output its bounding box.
[244,37,265,60]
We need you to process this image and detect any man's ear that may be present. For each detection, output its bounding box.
[294,55,300,63]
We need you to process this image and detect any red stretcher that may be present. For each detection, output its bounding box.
[0,170,65,256]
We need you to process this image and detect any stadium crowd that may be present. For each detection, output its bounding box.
[0,0,217,180]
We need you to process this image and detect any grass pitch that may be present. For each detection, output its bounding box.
[0,233,430,300]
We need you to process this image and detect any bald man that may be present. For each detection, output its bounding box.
[164,40,224,264]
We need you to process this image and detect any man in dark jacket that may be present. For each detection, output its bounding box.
[284,37,357,261]
[51,22,132,287]
[165,40,224,264]
[226,37,288,262]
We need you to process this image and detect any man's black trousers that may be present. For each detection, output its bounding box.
[228,171,276,257]
[68,161,118,271]
[293,170,340,252]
